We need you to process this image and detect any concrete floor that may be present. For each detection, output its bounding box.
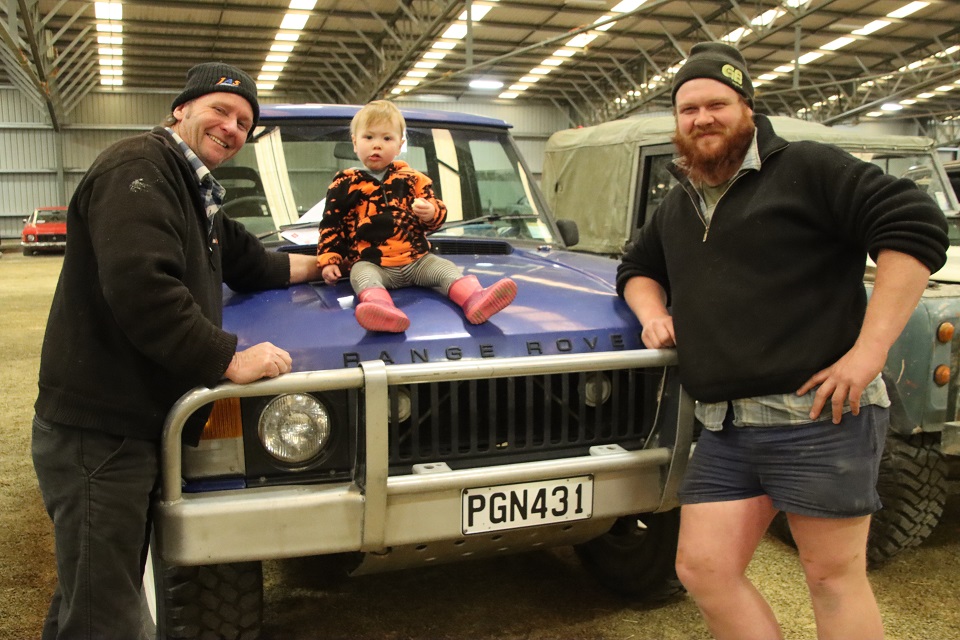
[2,249,959,640]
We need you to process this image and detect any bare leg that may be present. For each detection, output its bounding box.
[676,497,783,640]
[787,513,884,640]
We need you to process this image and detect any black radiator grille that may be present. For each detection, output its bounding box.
[384,368,661,467]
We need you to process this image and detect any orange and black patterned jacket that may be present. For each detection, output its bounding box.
[317,160,446,270]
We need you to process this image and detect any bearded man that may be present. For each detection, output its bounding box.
[617,42,948,640]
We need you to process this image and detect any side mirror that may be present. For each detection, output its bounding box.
[556,219,579,248]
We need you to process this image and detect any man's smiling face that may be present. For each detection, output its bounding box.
[171,92,254,170]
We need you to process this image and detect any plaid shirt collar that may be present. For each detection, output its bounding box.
[165,127,225,226]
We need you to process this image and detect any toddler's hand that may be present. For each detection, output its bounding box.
[412,198,436,222]
[322,264,341,286]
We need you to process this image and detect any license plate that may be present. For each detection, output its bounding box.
[461,476,593,535]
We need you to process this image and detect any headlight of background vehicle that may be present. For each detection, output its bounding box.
[258,393,331,464]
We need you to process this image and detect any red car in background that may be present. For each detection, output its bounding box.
[21,206,67,255]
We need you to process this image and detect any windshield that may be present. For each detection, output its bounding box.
[214,121,554,245]
[860,152,959,216]
[874,153,960,249]
[35,209,66,224]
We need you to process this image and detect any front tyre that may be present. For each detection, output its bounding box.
[142,543,263,640]
[868,433,948,568]
[575,509,684,600]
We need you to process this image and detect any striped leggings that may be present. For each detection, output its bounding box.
[350,253,462,296]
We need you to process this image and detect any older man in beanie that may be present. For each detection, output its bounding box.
[31,62,320,639]
[618,42,947,639]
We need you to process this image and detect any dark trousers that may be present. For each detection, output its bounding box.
[32,416,159,640]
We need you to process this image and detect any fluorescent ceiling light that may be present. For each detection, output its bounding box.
[530,67,552,75]
[723,28,750,42]
[423,52,447,60]
[821,37,854,51]
[99,58,122,66]
[888,2,929,19]
[96,24,122,33]
[566,33,598,48]
[415,61,438,69]
[271,44,295,52]
[442,24,468,40]
[99,68,122,76]
[594,16,616,31]
[432,40,458,50]
[280,13,309,30]
[499,91,519,99]
[611,0,647,12]
[753,9,783,27]
[258,74,280,82]
[917,93,935,98]
[95,2,122,20]
[266,55,289,63]
[257,83,275,91]
[275,32,300,42]
[262,65,284,72]
[880,103,903,110]
[758,73,779,80]
[469,79,503,89]
[853,20,889,35]
[900,99,917,105]
[541,58,564,66]
[101,78,123,86]
[406,70,429,78]
[553,49,576,57]
[98,47,123,56]
[459,5,492,21]
[97,36,123,44]
[936,85,955,92]
[289,0,317,9]
[519,76,541,83]
[798,51,824,64]
[774,65,795,73]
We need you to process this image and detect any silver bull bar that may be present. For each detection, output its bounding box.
[158,350,692,562]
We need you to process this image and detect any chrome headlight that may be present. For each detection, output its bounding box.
[258,394,331,464]
[390,386,413,423]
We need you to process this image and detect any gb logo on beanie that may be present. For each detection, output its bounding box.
[722,64,744,89]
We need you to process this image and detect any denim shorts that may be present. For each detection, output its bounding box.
[677,404,888,518]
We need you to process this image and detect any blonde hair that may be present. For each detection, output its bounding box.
[351,100,405,138]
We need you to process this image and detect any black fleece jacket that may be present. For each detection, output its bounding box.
[616,115,949,403]
[34,128,291,442]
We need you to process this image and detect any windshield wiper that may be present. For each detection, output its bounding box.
[435,213,538,233]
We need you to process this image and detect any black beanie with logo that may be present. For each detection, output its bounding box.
[671,42,754,107]
[171,62,260,128]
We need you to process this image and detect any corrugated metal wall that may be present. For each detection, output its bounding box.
[0,88,570,237]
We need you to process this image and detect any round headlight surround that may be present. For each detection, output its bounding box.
[583,372,612,408]
[258,393,332,465]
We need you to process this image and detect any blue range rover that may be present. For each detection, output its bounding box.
[145,104,694,638]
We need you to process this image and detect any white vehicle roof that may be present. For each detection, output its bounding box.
[545,115,934,154]
[543,115,950,257]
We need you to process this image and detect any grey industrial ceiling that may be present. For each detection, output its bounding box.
[3,0,960,139]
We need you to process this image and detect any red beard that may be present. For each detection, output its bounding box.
[672,110,756,186]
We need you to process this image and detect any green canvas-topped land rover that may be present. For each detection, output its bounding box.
[543,115,960,568]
